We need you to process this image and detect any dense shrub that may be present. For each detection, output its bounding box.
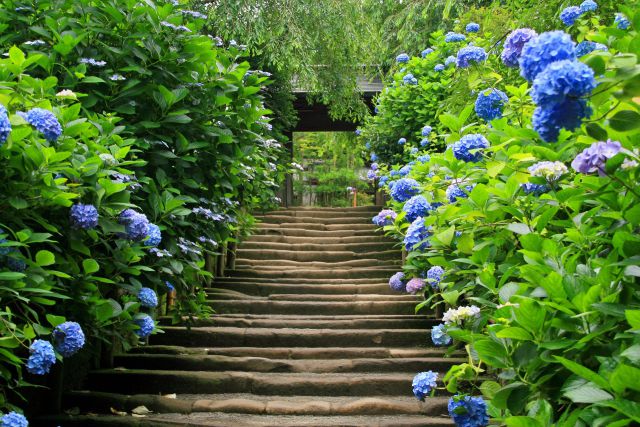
[0,0,284,419]
[365,3,640,426]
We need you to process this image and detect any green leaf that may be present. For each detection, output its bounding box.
[496,327,533,341]
[598,399,640,422]
[82,259,100,275]
[554,356,610,390]
[0,272,26,281]
[9,46,25,66]
[563,382,613,403]
[35,250,55,267]
[45,314,66,328]
[611,364,640,394]
[625,310,640,329]
[609,110,640,131]
[505,417,543,427]
[479,380,501,399]
[585,123,608,141]
[474,339,509,368]
[507,223,531,235]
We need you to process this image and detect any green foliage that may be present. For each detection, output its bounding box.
[368,4,640,425]
[0,0,283,415]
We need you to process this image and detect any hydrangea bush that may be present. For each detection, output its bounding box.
[364,4,640,426]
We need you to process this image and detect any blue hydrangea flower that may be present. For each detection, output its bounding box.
[474,89,508,121]
[434,64,445,72]
[426,266,445,288]
[0,104,11,146]
[134,314,155,338]
[138,287,158,308]
[403,195,431,222]
[448,395,489,427]
[431,324,452,346]
[576,41,607,57]
[145,223,162,247]
[399,164,412,176]
[420,138,429,147]
[453,134,489,162]
[379,176,389,187]
[580,0,597,12]
[446,184,473,203]
[421,48,434,57]
[367,169,377,180]
[0,229,11,257]
[417,154,431,163]
[389,272,406,292]
[445,32,466,43]
[365,142,371,149]
[412,371,438,400]
[531,60,596,106]
[403,73,418,85]
[519,31,575,82]
[69,204,99,230]
[373,209,397,227]
[1,412,28,427]
[410,147,419,155]
[398,137,406,145]
[355,129,361,136]
[53,321,85,357]
[521,183,549,196]
[21,108,62,142]
[456,46,487,68]
[444,56,456,67]
[614,13,630,30]
[571,139,622,176]
[532,98,590,142]
[396,53,410,63]
[404,217,431,251]
[390,170,400,177]
[371,163,379,171]
[422,126,432,136]
[6,252,26,272]
[26,339,56,375]
[165,281,175,292]
[119,209,150,241]
[370,153,378,162]
[466,23,480,33]
[501,28,537,67]
[560,6,582,26]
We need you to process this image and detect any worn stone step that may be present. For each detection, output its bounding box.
[206,293,417,302]
[258,223,376,232]
[113,354,463,373]
[64,390,450,416]
[87,370,445,396]
[236,248,400,262]
[234,258,400,269]
[210,282,395,296]
[214,276,390,285]
[150,327,429,347]
[35,413,454,427]
[208,299,420,315]
[262,206,380,215]
[254,228,378,238]
[128,346,455,360]
[256,215,374,225]
[239,241,398,252]
[246,234,391,244]
[163,315,436,329]
[229,267,398,279]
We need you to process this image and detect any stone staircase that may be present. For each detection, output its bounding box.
[38,206,458,426]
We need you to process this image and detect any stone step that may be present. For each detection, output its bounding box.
[210,282,395,296]
[262,206,380,215]
[236,248,400,262]
[208,299,420,315]
[258,223,376,232]
[128,346,455,360]
[206,293,417,302]
[253,228,378,238]
[246,234,391,244]
[214,276,390,285]
[238,241,398,252]
[64,391,450,416]
[36,413,453,427]
[256,215,374,225]
[229,267,398,279]
[163,314,436,329]
[113,354,463,373]
[150,327,429,347]
[234,258,400,269]
[86,370,446,396]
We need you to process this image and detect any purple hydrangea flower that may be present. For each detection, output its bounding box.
[0,103,11,146]
[367,169,377,180]
[389,272,406,292]
[571,139,622,176]
[1,412,28,427]
[456,46,487,68]
[404,217,431,251]
[371,163,379,171]
[519,31,575,82]
[531,60,596,106]
[372,209,397,227]
[614,13,630,30]
[426,266,445,288]
[69,204,99,230]
[474,89,508,121]
[445,32,466,43]
[431,324,452,346]
[138,287,158,308]
[390,178,420,202]
[501,28,538,67]
[406,277,426,294]
[446,184,473,203]
[413,371,438,400]
[119,209,150,241]
[26,339,56,375]
[52,321,85,357]
[21,108,62,142]
[396,53,410,63]
[403,195,431,222]
[453,134,490,162]
[466,23,480,33]
[532,98,590,142]
[434,64,445,72]
[580,0,597,12]
[421,48,434,57]
[134,314,155,338]
[448,395,489,427]
[560,6,582,26]
[575,41,607,57]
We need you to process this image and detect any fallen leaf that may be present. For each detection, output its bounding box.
[110,407,127,416]
[131,405,152,415]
